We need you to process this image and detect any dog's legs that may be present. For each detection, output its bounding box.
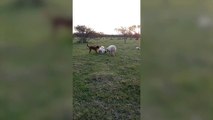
[112,52,115,56]
[89,49,91,53]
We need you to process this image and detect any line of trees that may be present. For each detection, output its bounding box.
[115,25,141,43]
[73,25,141,43]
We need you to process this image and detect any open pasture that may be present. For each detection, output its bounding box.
[73,38,141,119]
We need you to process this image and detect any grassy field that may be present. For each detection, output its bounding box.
[73,38,141,119]
[0,0,73,120]
[1,0,213,119]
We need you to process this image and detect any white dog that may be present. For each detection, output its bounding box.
[98,46,106,54]
[106,45,117,56]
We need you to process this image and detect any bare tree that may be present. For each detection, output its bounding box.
[115,25,141,43]
[74,25,99,43]
[115,27,129,43]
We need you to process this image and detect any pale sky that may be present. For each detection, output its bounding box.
[73,0,140,34]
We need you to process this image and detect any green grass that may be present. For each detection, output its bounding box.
[73,39,141,119]
[2,0,213,119]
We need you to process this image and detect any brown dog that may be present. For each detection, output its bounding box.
[87,44,100,53]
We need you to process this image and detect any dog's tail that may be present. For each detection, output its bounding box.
[87,43,90,48]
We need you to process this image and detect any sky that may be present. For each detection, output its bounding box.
[73,0,140,34]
